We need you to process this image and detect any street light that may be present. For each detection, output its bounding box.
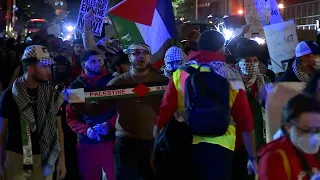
[238,9,244,15]
[278,3,284,9]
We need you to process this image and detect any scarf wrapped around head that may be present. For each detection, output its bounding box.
[127,42,151,55]
[12,76,64,176]
[163,46,187,78]
[235,61,266,97]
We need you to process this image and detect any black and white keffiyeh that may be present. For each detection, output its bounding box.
[236,61,265,90]
[12,76,64,175]
[163,47,187,78]
[292,59,310,82]
[186,60,243,82]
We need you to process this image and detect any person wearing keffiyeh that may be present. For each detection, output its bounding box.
[234,39,270,180]
[155,30,256,180]
[163,46,187,78]
[0,45,66,180]
[277,41,320,83]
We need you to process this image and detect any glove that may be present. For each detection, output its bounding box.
[62,88,69,102]
[86,127,100,141]
[93,122,110,136]
[312,173,320,180]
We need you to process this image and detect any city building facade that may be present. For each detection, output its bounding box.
[281,0,320,30]
[198,0,242,19]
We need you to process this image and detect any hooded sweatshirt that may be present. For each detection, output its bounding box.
[66,71,117,144]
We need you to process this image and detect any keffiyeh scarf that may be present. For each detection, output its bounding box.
[12,76,64,175]
[292,59,310,82]
[235,62,266,93]
[187,60,243,82]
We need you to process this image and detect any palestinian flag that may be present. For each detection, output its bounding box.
[108,0,177,67]
[84,81,168,102]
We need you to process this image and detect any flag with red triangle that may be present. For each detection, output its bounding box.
[108,0,177,64]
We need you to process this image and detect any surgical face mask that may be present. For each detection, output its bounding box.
[313,58,320,70]
[238,60,259,77]
[290,127,320,154]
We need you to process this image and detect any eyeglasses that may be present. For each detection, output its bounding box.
[290,121,320,134]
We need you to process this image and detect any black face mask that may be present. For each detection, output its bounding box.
[52,65,71,85]
[52,55,72,85]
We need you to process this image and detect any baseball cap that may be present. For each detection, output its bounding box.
[22,45,55,65]
[295,41,320,58]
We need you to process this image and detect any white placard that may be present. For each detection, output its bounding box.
[264,20,299,73]
[76,0,109,36]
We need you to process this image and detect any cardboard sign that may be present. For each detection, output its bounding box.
[76,0,109,36]
[244,0,270,38]
[264,20,299,73]
[265,82,305,142]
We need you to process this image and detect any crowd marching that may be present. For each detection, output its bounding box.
[1,7,320,180]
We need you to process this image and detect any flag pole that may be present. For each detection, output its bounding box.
[195,0,198,20]
[107,0,127,13]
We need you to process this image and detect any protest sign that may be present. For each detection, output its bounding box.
[269,0,283,24]
[254,0,271,26]
[264,20,299,73]
[265,82,305,142]
[244,0,262,32]
[76,0,109,36]
[244,0,270,38]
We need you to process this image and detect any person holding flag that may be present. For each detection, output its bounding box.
[108,42,168,180]
[66,50,117,180]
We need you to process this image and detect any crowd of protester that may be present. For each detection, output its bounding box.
[1,9,320,180]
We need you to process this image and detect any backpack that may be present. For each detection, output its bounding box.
[182,64,231,136]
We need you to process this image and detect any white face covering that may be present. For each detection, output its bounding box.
[290,127,320,154]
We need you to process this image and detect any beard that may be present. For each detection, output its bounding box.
[132,61,150,72]
[85,64,102,75]
[86,68,102,75]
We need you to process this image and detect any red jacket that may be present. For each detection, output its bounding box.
[156,51,254,138]
[258,136,320,180]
